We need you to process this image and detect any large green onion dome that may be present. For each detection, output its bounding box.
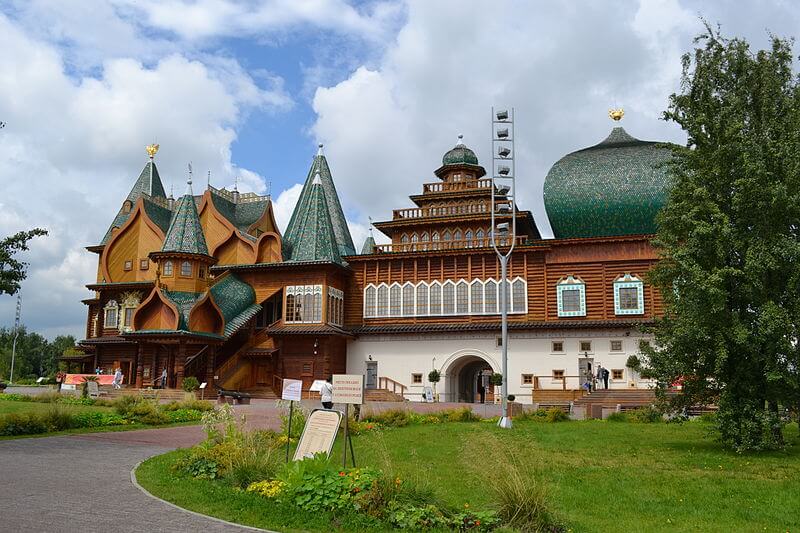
[543,126,673,239]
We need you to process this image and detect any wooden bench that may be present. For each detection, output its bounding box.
[217,389,252,405]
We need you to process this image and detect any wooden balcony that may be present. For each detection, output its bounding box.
[421,178,493,194]
[374,235,527,253]
[393,200,513,220]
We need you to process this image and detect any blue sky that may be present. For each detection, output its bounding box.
[2,0,800,340]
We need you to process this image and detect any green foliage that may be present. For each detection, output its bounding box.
[0,228,48,296]
[162,398,214,412]
[627,405,663,424]
[427,369,441,383]
[489,373,503,386]
[515,408,570,423]
[0,327,75,381]
[649,25,800,451]
[606,412,628,423]
[181,376,200,392]
[0,405,127,436]
[362,407,481,427]
[174,448,221,479]
[278,400,307,438]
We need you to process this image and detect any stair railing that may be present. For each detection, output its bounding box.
[377,376,407,396]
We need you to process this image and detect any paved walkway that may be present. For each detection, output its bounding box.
[0,421,262,531]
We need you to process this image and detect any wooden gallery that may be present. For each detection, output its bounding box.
[77,116,669,403]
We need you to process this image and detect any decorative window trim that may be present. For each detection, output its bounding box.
[328,287,344,326]
[123,260,133,271]
[614,274,645,315]
[180,261,192,277]
[363,277,528,318]
[103,300,119,329]
[285,285,323,323]
[162,260,173,277]
[139,259,149,271]
[118,291,141,333]
[556,275,586,317]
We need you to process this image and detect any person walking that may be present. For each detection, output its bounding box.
[320,376,334,409]
[112,368,123,390]
[160,368,168,389]
[596,364,604,390]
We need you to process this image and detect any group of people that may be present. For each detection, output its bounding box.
[583,364,610,393]
[95,367,125,389]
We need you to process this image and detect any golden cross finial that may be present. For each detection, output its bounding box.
[608,108,624,122]
[146,143,160,159]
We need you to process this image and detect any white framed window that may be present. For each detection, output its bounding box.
[389,283,402,317]
[416,282,429,315]
[610,340,623,352]
[180,261,192,277]
[552,341,564,353]
[456,281,469,314]
[364,285,376,318]
[512,277,527,313]
[484,279,498,314]
[614,274,645,315]
[104,300,119,329]
[557,275,586,317]
[579,340,592,353]
[429,281,442,315]
[402,283,415,316]
[285,285,323,323]
[465,230,473,248]
[376,284,389,317]
[119,292,141,333]
[470,279,483,313]
[442,281,455,315]
[162,260,173,276]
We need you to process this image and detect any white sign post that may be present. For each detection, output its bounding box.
[199,382,207,400]
[282,378,304,462]
[332,374,363,468]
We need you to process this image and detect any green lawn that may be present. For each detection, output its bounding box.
[0,401,115,416]
[136,419,800,532]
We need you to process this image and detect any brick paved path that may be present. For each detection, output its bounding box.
[0,426,260,532]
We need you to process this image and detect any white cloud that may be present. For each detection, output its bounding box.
[0,12,288,338]
[272,183,304,232]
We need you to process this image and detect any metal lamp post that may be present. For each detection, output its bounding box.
[10,294,21,384]
[491,107,517,429]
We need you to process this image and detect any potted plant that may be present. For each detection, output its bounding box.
[182,376,200,392]
[428,369,441,402]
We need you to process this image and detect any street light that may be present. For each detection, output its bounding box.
[490,107,517,429]
[10,294,21,384]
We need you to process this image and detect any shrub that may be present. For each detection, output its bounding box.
[544,407,570,423]
[489,373,503,386]
[247,480,285,498]
[164,409,204,423]
[443,407,480,423]
[606,412,628,422]
[428,369,441,383]
[386,503,450,530]
[278,400,307,437]
[162,399,214,412]
[173,449,221,479]
[492,462,562,532]
[363,409,411,427]
[699,412,717,424]
[0,394,28,402]
[627,405,663,424]
[182,376,200,392]
[72,411,126,428]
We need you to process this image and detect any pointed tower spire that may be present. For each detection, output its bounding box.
[284,172,342,264]
[161,170,208,256]
[284,145,355,259]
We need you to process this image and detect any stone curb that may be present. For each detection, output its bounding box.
[130,460,276,532]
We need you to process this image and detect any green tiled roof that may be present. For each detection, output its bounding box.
[223,304,261,337]
[284,174,343,264]
[208,190,270,235]
[209,274,256,324]
[442,138,479,166]
[142,198,173,234]
[162,185,209,255]
[162,290,203,330]
[100,161,168,244]
[284,148,355,259]
[360,235,376,255]
[543,127,673,239]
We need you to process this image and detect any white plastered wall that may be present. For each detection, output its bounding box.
[346,329,654,404]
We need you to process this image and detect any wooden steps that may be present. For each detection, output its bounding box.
[573,389,656,409]
[365,389,407,402]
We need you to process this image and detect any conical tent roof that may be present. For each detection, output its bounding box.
[360,235,376,255]
[284,146,355,259]
[162,182,209,255]
[100,159,168,244]
[284,173,343,264]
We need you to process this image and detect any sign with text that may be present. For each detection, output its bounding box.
[281,378,303,401]
[332,374,364,405]
[293,409,342,461]
[423,386,434,403]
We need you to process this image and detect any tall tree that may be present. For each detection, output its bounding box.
[645,25,800,451]
[0,228,48,295]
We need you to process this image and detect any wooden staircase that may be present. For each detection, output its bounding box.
[365,388,407,402]
[573,389,656,410]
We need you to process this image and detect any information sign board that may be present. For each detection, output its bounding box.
[281,378,303,401]
[293,409,342,461]
[423,386,434,403]
[309,380,327,392]
[332,374,364,404]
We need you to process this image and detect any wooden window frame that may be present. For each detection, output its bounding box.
[551,341,564,353]
[579,340,592,353]
[123,260,133,271]
[162,260,173,277]
[521,373,533,386]
[139,259,149,271]
[180,261,192,277]
[552,369,565,380]
[612,369,624,381]
[610,340,623,352]
[411,373,423,384]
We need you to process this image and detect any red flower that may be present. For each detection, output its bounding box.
[339,471,346,476]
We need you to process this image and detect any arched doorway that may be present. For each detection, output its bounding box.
[442,352,498,403]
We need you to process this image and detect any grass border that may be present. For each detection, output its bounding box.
[130,459,272,532]
[0,420,202,441]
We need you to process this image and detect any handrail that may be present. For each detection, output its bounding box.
[533,375,585,391]
[377,376,407,395]
[375,235,527,253]
[184,345,209,372]
[393,201,512,220]
[421,179,493,193]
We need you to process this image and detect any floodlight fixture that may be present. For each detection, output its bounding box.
[496,110,509,121]
[496,222,510,234]
[496,184,511,196]
[497,146,511,158]
[496,204,511,214]
[496,128,509,139]
[497,165,510,175]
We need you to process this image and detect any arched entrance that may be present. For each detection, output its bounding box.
[441,352,498,403]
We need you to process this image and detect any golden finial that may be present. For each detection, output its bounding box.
[146,143,160,159]
[608,108,624,122]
